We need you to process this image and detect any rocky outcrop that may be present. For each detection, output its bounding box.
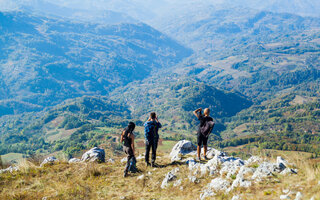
[161,167,179,189]
[40,156,58,167]
[0,166,19,174]
[170,140,197,162]
[81,147,105,163]
[208,177,230,192]
[68,158,81,164]
[168,140,298,198]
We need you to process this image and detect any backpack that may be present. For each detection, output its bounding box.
[144,121,156,139]
[128,157,137,173]
[200,121,215,137]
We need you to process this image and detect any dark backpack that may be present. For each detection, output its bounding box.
[144,121,156,139]
[200,121,215,137]
[128,157,137,173]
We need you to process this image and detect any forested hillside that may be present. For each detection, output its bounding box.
[155,8,320,101]
[0,1,320,162]
[0,11,191,116]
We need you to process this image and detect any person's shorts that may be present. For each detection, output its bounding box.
[197,133,208,146]
[123,146,134,156]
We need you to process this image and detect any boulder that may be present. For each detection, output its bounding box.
[68,158,81,164]
[228,177,252,192]
[137,175,145,180]
[136,154,144,160]
[220,158,245,178]
[277,156,288,171]
[252,162,277,181]
[206,147,226,158]
[280,194,291,200]
[170,140,197,162]
[0,166,19,174]
[40,156,58,167]
[295,192,303,200]
[81,147,105,163]
[108,158,115,163]
[208,177,230,192]
[161,167,180,189]
[280,168,298,175]
[227,166,253,192]
[188,175,200,184]
[231,195,241,200]
[245,156,262,165]
[186,158,198,171]
[200,189,215,200]
[173,179,182,187]
[237,166,255,179]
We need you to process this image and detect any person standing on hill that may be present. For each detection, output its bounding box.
[193,108,215,161]
[144,112,162,167]
[120,122,136,177]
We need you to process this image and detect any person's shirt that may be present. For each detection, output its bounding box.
[123,127,133,148]
[197,114,213,134]
[144,120,162,139]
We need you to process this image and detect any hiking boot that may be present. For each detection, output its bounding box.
[123,171,128,178]
[204,156,209,160]
[151,162,156,168]
[146,162,151,167]
[195,157,201,162]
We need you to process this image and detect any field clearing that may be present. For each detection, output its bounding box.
[46,128,77,142]
[1,153,24,165]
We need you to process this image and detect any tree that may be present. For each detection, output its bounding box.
[0,155,3,169]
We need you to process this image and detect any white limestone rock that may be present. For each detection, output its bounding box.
[280,168,298,175]
[208,177,230,192]
[277,156,288,171]
[137,175,145,180]
[161,167,180,189]
[231,195,241,200]
[237,166,255,179]
[136,154,144,160]
[0,166,19,174]
[206,147,226,158]
[295,192,303,200]
[229,176,252,192]
[68,158,81,164]
[245,156,262,165]
[81,147,105,163]
[188,175,200,184]
[40,156,58,167]
[173,179,182,187]
[252,162,277,181]
[170,140,197,162]
[220,158,245,178]
[280,194,291,199]
[200,189,215,200]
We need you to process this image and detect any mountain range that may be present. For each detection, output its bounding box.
[0,11,191,116]
[0,1,320,158]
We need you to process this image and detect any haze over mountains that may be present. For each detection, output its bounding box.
[0,0,320,157]
[0,10,191,116]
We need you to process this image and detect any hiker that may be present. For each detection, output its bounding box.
[193,108,215,161]
[144,112,162,167]
[120,122,137,177]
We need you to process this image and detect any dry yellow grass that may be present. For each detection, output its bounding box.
[0,150,319,200]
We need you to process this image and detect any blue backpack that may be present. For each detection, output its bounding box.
[128,157,137,173]
[144,121,156,139]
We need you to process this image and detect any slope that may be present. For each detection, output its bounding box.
[0,11,192,116]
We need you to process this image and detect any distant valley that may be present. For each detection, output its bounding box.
[0,2,320,161]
